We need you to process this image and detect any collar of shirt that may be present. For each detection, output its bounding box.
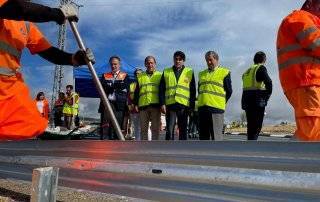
[112,70,121,78]
[146,70,154,75]
[173,65,185,72]
[208,66,219,72]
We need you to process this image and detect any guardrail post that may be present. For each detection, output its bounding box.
[31,167,59,202]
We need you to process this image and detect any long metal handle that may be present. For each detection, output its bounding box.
[68,21,125,141]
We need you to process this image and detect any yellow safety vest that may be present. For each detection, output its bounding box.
[63,92,79,116]
[198,67,230,110]
[137,71,162,107]
[164,67,193,107]
[129,82,137,100]
[242,64,266,91]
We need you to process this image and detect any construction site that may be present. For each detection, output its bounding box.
[1,0,320,201]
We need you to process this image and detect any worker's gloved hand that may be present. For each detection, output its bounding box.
[72,48,95,66]
[60,3,79,23]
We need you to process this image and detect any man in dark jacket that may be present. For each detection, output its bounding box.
[99,56,129,140]
[241,51,273,140]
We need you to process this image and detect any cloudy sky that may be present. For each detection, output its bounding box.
[21,0,303,124]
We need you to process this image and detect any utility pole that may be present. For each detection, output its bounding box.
[50,0,69,109]
[50,0,81,127]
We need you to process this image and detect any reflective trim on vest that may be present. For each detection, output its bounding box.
[308,38,320,51]
[164,67,192,107]
[0,67,18,76]
[0,41,22,59]
[199,81,224,88]
[166,84,189,91]
[198,90,225,98]
[140,83,158,88]
[278,56,320,70]
[242,64,266,91]
[277,43,302,56]
[165,93,189,102]
[297,26,317,41]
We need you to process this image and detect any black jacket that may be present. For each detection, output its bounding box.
[98,72,129,112]
[241,65,273,110]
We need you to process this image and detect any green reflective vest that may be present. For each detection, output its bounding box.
[129,82,137,100]
[137,71,162,107]
[242,64,266,91]
[164,67,193,107]
[63,92,79,116]
[198,67,230,110]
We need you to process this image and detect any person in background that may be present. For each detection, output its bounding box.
[0,0,94,140]
[198,51,232,140]
[159,51,196,140]
[54,92,65,127]
[99,56,129,140]
[63,85,79,130]
[35,91,49,120]
[134,56,162,140]
[188,99,199,139]
[128,68,143,140]
[242,51,272,140]
[277,0,320,141]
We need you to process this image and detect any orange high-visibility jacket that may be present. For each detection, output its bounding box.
[277,10,320,92]
[0,0,51,100]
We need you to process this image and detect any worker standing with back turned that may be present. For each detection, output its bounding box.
[0,0,95,140]
[242,51,272,140]
[277,0,320,141]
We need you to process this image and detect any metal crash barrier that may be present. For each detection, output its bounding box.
[0,141,320,201]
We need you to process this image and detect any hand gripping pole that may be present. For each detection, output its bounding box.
[68,21,125,141]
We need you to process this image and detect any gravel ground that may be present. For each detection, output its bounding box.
[0,179,147,202]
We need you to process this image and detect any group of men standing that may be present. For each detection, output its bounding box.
[99,50,273,141]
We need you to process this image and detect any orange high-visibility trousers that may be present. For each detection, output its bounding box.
[0,78,48,140]
[285,86,320,141]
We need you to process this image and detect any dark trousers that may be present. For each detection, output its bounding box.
[165,108,188,140]
[199,110,224,140]
[101,102,125,140]
[245,107,265,140]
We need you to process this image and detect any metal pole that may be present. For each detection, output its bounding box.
[68,21,125,141]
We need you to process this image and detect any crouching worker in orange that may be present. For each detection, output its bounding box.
[277,0,320,141]
[0,0,95,140]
